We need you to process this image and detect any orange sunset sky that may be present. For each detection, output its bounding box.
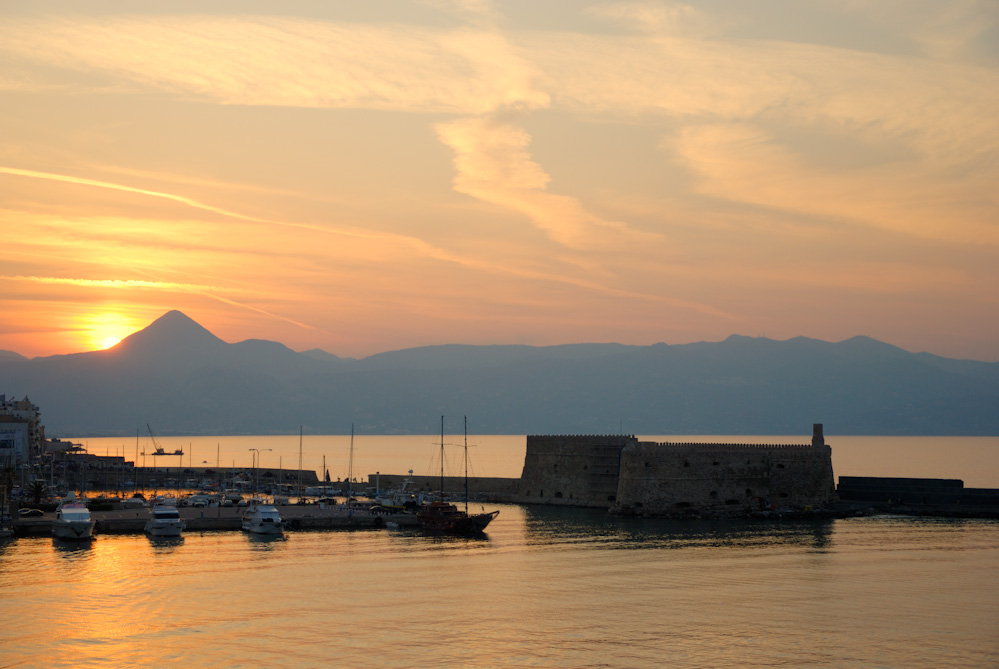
[1,1,997,361]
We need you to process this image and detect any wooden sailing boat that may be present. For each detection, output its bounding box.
[416,416,499,534]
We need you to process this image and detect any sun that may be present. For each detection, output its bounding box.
[101,335,123,349]
[84,312,141,352]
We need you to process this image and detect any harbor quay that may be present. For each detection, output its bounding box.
[12,502,426,537]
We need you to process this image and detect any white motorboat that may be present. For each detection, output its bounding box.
[241,500,284,535]
[53,502,95,541]
[375,473,423,511]
[123,496,147,509]
[145,504,186,537]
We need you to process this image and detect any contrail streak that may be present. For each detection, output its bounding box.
[0,165,325,230]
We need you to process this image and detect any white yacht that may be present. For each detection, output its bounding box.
[241,500,284,535]
[375,472,422,511]
[145,504,186,537]
[52,502,95,541]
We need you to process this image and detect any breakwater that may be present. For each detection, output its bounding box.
[836,476,999,517]
[369,473,520,499]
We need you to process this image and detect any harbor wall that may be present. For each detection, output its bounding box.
[368,474,520,498]
[837,476,999,507]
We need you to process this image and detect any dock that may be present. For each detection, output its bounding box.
[11,504,421,537]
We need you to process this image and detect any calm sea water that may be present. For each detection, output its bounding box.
[70,434,999,488]
[1,507,997,667]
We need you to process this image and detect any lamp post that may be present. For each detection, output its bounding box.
[248,448,272,496]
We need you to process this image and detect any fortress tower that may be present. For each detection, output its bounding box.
[515,425,836,516]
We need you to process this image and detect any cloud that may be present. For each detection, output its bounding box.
[1,275,231,292]
[0,167,476,266]
[524,31,998,160]
[837,0,997,62]
[0,275,318,330]
[436,114,660,248]
[2,11,993,161]
[0,14,547,114]
[673,123,999,245]
[0,166,286,226]
[585,2,718,37]
[3,12,994,231]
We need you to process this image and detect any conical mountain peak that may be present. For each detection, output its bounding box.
[117,310,226,359]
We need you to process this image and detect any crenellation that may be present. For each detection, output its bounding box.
[528,434,636,440]
[653,442,814,450]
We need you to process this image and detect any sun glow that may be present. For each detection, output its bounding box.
[83,312,141,352]
[101,335,122,349]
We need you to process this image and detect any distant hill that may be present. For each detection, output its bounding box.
[0,350,28,363]
[2,311,997,436]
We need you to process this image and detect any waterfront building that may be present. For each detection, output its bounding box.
[0,394,46,467]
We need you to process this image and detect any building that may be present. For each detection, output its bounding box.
[515,425,836,516]
[0,394,46,468]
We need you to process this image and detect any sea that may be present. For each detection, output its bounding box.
[2,435,997,667]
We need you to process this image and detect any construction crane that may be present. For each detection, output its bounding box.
[144,423,183,463]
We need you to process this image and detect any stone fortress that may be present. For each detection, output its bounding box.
[515,424,836,516]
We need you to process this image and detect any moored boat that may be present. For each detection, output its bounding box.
[375,471,423,511]
[241,500,284,535]
[416,417,499,535]
[53,501,95,541]
[417,500,498,533]
[145,503,186,537]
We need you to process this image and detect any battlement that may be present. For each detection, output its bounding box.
[526,434,636,441]
[650,442,816,450]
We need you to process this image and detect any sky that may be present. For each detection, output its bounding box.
[1,0,997,361]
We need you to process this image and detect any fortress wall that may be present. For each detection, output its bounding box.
[613,440,835,515]
[515,435,636,507]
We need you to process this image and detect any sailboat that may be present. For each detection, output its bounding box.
[417,416,499,534]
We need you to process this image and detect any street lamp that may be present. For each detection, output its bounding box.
[248,448,272,496]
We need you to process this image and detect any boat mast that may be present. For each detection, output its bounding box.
[440,415,445,499]
[135,428,140,493]
[297,425,303,496]
[348,424,354,506]
[464,416,469,514]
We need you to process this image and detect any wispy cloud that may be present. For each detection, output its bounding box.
[1,276,231,292]
[585,2,718,36]
[0,167,473,263]
[3,12,993,245]
[673,123,999,245]
[0,15,547,114]
[0,166,325,229]
[0,275,318,330]
[436,114,660,248]
[835,0,997,61]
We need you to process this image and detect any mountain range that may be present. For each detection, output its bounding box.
[2,310,997,437]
